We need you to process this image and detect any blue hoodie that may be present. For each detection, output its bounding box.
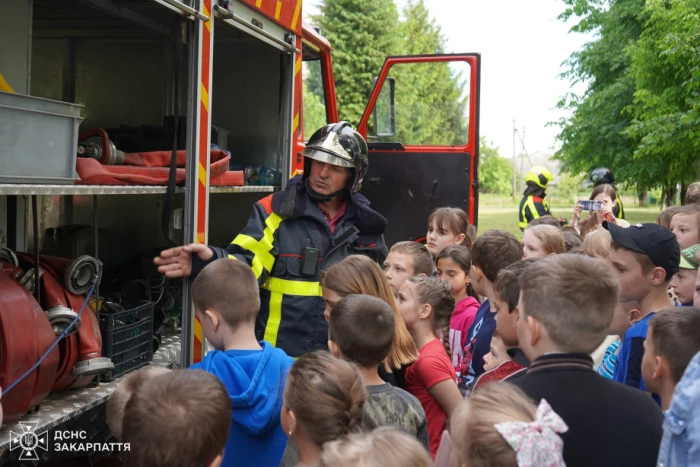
[191,341,294,467]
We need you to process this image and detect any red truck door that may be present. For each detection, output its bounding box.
[357,54,481,246]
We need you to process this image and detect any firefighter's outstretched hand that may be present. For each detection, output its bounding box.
[154,243,213,278]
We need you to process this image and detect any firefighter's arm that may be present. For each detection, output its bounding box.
[534,200,550,217]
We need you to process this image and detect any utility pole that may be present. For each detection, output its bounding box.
[512,120,517,199]
[519,126,526,194]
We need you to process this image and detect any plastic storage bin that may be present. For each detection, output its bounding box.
[99,300,154,381]
[0,91,83,184]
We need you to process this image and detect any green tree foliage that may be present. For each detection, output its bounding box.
[302,80,327,138]
[478,138,513,194]
[311,0,401,125]
[555,0,700,196]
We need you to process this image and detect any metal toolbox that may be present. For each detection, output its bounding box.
[0,91,83,184]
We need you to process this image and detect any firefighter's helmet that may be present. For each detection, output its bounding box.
[526,166,553,189]
[588,167,615,187]
[303,122,369,196]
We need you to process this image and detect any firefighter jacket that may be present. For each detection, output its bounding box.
[197,175,389,358]
[519,195,551,230]
[614,197,625,220]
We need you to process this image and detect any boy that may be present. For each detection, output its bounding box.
[670,245,700,306]
[642,307,700,411]
[384,241,434,296]
[328,294,428,451]
[513,255,663,467]
[605,222,680,392]
[669,205,700,250]
[492,259,539,377]
[595,300,640,379]
[458,230,523,391]
[106,367,170,440]
[122,369,231,467]
[190,259,294,467]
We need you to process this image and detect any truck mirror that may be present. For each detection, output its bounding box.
[371,77,395,138]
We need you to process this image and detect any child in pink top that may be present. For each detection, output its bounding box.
[398,276,463,459]
[436,245,481,376]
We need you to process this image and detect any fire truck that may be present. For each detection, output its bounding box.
[0,0,480,463]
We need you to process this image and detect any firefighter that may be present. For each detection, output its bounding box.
[519,166,553,230]
[154,122,388,358]
[587,167,625,219]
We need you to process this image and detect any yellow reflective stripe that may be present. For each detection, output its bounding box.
[261,277,323,296]
[228,254,236,260]
[526,197,540,220]
[230,213,284,279]
[264,291,283,346]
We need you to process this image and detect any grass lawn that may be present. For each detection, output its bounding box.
[477,205,662,238]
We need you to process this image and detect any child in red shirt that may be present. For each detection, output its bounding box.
[436,245,481,376]
[397,276,463,458]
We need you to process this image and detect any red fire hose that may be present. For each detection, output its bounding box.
[0,272,59,423]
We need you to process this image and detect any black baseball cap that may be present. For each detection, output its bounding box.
[603,221,680,279]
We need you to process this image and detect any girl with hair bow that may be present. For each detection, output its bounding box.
[439,382,568,467]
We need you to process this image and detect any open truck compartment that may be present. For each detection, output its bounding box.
[0,1,296,463]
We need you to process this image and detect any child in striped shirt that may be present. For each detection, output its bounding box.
[597,300,640,379]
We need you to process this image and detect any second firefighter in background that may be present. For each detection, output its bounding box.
[519,166,553,230]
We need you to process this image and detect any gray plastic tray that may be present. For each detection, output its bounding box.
[0,91,83,184]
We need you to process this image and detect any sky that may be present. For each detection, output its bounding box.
[305,0,593,161]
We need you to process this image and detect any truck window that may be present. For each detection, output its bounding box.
[367,61,471,147]
[302,58,327,140]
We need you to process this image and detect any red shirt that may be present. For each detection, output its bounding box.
[405,339,457,458]
[319,199,347,233]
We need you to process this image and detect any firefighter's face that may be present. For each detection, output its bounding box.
[309,160,350,196]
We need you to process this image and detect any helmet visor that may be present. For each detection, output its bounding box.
[303,132,355,168]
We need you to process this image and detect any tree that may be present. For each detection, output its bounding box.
[302,81,327,138]
[478,138,513,194]
[311,0,401,125]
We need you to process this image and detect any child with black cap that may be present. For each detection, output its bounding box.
[604,221,680,396]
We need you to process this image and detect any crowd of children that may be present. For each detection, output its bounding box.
[98,198,700,467]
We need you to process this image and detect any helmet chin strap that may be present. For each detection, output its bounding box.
[305,178,346,202]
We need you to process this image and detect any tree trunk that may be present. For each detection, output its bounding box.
[638,189,648,207]
[669,184,678,206]
[680,181,688,205]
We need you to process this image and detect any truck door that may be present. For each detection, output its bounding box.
[357,54,480,246]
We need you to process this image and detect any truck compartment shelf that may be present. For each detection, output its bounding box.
[0,184,276,195]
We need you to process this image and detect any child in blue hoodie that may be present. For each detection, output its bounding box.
[189,259,294,467]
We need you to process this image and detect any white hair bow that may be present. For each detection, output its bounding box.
[494,399,568,467]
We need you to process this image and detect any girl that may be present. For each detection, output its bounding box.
[582,228,612,262]
[572,184,630,233]
[435,245,480,375]
[319,427,433,467]
[281,351,367,467]
[450,382,567,467]
[522,225,565,259]
[426,207,474,257]
[321,255,419,383]
[397,276,462,458]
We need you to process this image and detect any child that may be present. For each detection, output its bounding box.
[670,245,700,306]
[562,229,583,251]
[435,245,480,374]
[321,255,418,385]
[189,259,294,467]
[459,231,524,390]
[582,227,612,261]
[572,184,631,231]
[522,225,565,259]
[669,205,700,249]
[472,332,525,392]
[327,294,428,451]
[384,241,434,297]
[642,307,700,411]
[595,300,640,379]
[426,207,474,257]
[106,367,170,440]
[281,350,367,467]
[513,254,663,467]
[397,276,462,458]
[657,205,682,229]
[605,222,680,392]
[686,181,700,205]
[450,382,567,467]
[320,427,433,467]
[122,369,231,467]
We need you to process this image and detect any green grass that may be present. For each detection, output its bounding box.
[477,205,661,238]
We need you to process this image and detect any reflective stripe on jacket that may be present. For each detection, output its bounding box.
[207,176,388,358]
[518,195,550,230]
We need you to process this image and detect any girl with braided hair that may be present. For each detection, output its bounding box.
[396,276,463,458]
[280,350,367,467]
